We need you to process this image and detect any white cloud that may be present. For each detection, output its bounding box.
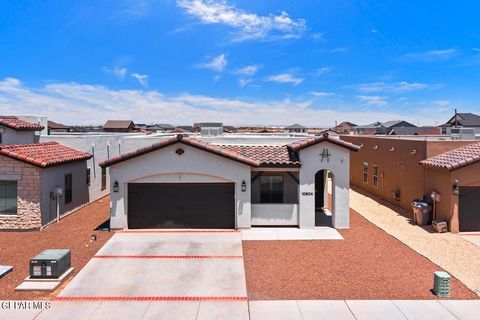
[176,0,307,41]
[0,77,441,127]
[309,91,334,97]
[311,33,324,41]
[131,73,149,87]
[234,65,258,76]
[315,67,331,76]
[199,54,227,72]
[238,79,252,87]
[266,73,303,85]
[103,66,128,79]
[404,49,459,62]
[357,95,388,106]
[350,81,430,93]
[433,100,451,107]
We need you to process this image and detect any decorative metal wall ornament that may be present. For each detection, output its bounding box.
[175,148,185,156]
[320,148,331,162]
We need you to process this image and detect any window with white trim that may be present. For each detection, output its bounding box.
[363,162,368,183]
[372,165,379,188]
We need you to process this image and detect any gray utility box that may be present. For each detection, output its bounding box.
[29,249,71,279]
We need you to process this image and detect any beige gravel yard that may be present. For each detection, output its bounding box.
[350,186,480,296]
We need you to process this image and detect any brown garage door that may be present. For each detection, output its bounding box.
[127,183,235,229]
[459,187,480,232]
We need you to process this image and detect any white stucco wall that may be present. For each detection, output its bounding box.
[298,142,351,229]
[251,204,298,225]
[107,143,252,229]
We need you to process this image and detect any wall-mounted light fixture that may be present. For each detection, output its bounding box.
[373,145,379,150]
[410,149,417,155]
[389,147,395,152]
[241,180,247,192]
[452,178,459,196]
[113,181,119,193]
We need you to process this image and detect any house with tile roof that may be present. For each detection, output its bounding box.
[343,134,480,233]
[0,115,44,145]
[284,123,308,133]
[0,141,92,230]
[100,133,359,230]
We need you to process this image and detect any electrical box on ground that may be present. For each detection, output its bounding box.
[29,249,71,279]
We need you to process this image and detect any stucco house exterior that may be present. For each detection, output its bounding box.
[100,133,359,230]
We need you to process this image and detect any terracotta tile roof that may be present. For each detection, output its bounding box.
[420,143,480,171]
[0,142,92,168]
[288,133,360,152]
[100,135,261,167]
[0,116,44,131]
[219,145,300,167]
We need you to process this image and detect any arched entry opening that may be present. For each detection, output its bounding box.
[314,169,335,226]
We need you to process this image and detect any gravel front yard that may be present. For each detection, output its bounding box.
[0,196,113,300]
[243,209,478,300]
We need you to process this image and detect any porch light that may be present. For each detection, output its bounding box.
[113,181,119,193]
[241,180,247,192]
[452,179,459,196]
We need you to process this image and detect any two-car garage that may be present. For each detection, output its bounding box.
[127,183,235,229]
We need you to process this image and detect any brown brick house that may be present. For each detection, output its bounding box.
[0,142,92,230]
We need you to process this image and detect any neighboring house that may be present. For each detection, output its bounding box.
[199,122,223,136]
[100,133,360,230]
[439,111,480,135]
[174,126,193,133]
[387,126,441,136]
[342,135,479,232]
[0,116,44,145]
[284,123,308,133]
[103,120,136,133]
[223,125,238,133]
[70,125,104,133]
[155,124,175,132]
[48,120,71,134]
[354,120,416,135]
[334,121,358,134]
[309,128,340,136]
[421,143,480,232]
[0,142,92,230]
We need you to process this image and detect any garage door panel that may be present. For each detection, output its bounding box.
[459,187,480,232]
[128,183,235,229]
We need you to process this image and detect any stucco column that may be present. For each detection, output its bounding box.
[332,172,350,229]
[298,170,315,228]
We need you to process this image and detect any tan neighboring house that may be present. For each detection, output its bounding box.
[343,135,480,232]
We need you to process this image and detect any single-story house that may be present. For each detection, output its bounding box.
[0,115,44,145]
[0,142,92,230]
[421,143,480,232]
[47,120,71,134]
[284,123,308,134]
[100,133,360,230]
[439,111,480,135]
[103,120,136,133]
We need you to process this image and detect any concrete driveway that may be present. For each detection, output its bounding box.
[44,230,249,319]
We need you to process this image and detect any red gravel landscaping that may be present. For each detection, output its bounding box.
[0,196,113,300]
[242,209,478,300]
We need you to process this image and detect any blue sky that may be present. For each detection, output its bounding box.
[1,0,480,126]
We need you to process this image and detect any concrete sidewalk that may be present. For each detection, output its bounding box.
[3,299,479,319]
[349,187,480,296]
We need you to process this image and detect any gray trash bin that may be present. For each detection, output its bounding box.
[412,200,432,226]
